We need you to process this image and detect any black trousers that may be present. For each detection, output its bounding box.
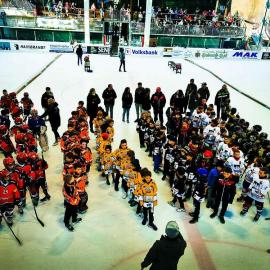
[153,109,164,125]
[35,177,49,196]
[51,125,60,141]
[143,207,154,224]
[64,203,78,225]
[172,195,185,209]
[77,55,82,65]
[213,197,229,217]
[119,60,126,71]
[193,199,201,219]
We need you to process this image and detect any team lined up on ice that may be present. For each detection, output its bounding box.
[0,78,270,229]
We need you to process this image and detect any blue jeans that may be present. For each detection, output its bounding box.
[122,108,130,122]
[105,104,114,119]
[153,154,162,171]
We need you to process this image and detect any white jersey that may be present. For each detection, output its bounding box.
[243,164,260,184]
[203,125,220,147]
[225,157,245,175]
[229,148,244,159]
[216,142,231,160]
[191,111,210,128]
[248,178,269,202]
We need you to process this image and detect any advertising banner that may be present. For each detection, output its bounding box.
[0,41,11,50]
[9,41,49,51]
[261,52,270,60]
[228,50,262,60]
[124,47,162,56]
[87,46,110,55]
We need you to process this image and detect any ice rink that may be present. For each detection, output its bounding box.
[0,51,270,270]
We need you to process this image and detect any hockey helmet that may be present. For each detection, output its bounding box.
[15,133,25,143]
[252,125,262,133]
[21,124,29,131]
[259,132,268,140]
[15,117,23,125]
[0,169,10,179]
[203,150,213,159]
[23,92,29,97]
[16,152,28,163]
[9,92,17,98]
[28,152,39,160]
[177,166,186,176]
[3,157,15,167]
[0,125,8,134]
[197,168,208,176]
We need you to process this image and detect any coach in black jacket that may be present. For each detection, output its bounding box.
[141,221,187,270]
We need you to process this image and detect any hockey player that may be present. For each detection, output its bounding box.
[152,130,165,173]
[136,112,148,148]
[28,152,51,202]
[101,145,115,185]
[0,109,11,129]
[62,152,75,179]
[0,169,22,226]
[20,92,33,121]
[10,117,23,136]
[63,174,81,231]
[210,167,236,224]
[139,168,158,230]
[240,167,269,221]
[168,167,186,212]
[144,120,155,156]
[0,89,12,111]
[78,118,90,142]
[189,168,208,224]
[0,124,15,157]
[80,140,92,176]
[225,149,245,183]
[190,106,210,133]
[76,101,88,119]
[216,135,232,161]
[203,118,220,150]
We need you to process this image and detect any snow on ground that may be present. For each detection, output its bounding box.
[0,52,270,270]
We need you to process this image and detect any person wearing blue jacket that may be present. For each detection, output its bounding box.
[206,160,224,208]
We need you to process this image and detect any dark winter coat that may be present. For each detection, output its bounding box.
[142,93,151,111]
[41,92,54,109]
[197,87,210,101]
[214,89,230,108]
[151,92,166,111]
[28,116,45,136]
[134,86,145,104]
[86,93,101,116]
[170,91,185,113]
[102,88,117,106]
[185,83,198,110]
[40,103,60,128]
[122,92,133,109]
[141,234,187,270]
[76,47,83,57]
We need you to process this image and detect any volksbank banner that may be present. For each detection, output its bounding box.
[124,47,163,56]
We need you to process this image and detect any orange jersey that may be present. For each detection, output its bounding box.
[139,179,158,207]
[81,148,92,164]
[101,152,115,171]
[106,126,115,140]
[75,175,87,193]
[79,127,90,141]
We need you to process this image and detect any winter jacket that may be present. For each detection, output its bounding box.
[40,103,60,128]
[214,89,230,107]
[170,92,185,113]
[141,234,187,270]
[207,168,220,187]
[142,93,151,111]
[185,83,198,110]
[197,87,210,101]
[102,88,117,106]
[76,47,83,57]
[134,86,145,104]
[28,116,46,135]
[122,92,133,109]
[41,92,54,109]
[151,92,166,111]
[119,51,125,61]
[86,93,101,116]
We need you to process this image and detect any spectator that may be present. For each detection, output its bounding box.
[151,87,166,125]
[170,89,185,114]
[41,87,54,113]
[141,87,151,112]
[119,47,126,72]
[141,221,187,270]
[214,84,230,119]
[197,82,210,102]
[102,84,117,119]
[184,79,198,114]
[122,87,133,123]
[86,88,101,133]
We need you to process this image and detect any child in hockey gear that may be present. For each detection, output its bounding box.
[1,89,12,111]
[20,92,33,121]
[73,163,88,214]
[68,111,79,128]
[203,119,220,150]
[153,130,165,173]
[206,161,224,208]
[196,150,214,172]
[0,124,15,157]
[63,152,75,179]
[77,101,88,119]
[168,167,186,212]
[210,166,236,224]
[84,55,92,72]
[28,152,51,202]
[136,112,148,148]
[93,110,104,136]
[101,145,115,185]
[139,168,158,231]
[80,140,92,175]
[106,119,115,142]
[78,118,90,142]
[225,149,245,183]
[178,120,190,147]
[60,124,80,153]
[237,157,263,202]
[144,120,155,156]
[189,168,208,224]
[0,169,22,226]
[170,112,182,139]
[63,174,81,231]
[216,135,232,161]
[0,109,11,128]
[240,167,269,221]
[191,106,210,132]
[9,92,22,120]
[11,117,23,136]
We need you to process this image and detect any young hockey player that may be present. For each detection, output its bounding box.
[240,167,269,221]
[210,167,237,224]
[189,168,208,224]
[168,167,186,212]
[20,92,33,121]
[101,145,115,185]
[0,124,15,157]
[136,112,148,148]
[139,168,158,230]
[80,140,92,176]
[203,118,220,150]
[0,169,22,226]
[63,174,81,231]
[77,101,88,119]
[153,130,166,173]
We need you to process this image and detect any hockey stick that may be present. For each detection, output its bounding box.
[27,187,45,227]
[1,213,22,246]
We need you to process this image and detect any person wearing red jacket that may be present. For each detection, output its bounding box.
[0,124,15,157]
[0,169,22,226]
[63,174,81,231]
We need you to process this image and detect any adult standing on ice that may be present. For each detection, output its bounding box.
[102,84,117,119]
[76,44,83,66]
[141,221,187,270]
[118,48,126,72]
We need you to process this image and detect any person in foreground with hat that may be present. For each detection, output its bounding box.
[141,221,187,270]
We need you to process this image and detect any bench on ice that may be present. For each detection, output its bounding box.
[168,61,182,74]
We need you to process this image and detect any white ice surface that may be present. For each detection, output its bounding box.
[0,52,270,270]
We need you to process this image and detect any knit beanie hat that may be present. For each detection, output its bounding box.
[165,221,180,239]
